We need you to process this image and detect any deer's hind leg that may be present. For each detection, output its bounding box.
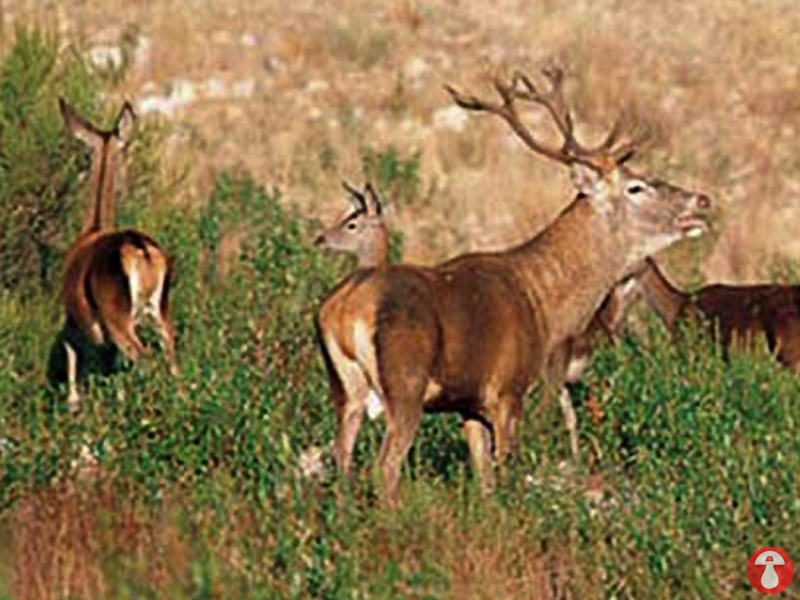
[463,417,494,495]
[321,334,372,478]
[148,271,179,376]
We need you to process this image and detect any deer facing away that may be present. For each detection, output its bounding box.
[634,257,800,373]
[316,66,711,506]
[59,99,178,410]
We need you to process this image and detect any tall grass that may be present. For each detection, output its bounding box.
[2,168,798,597]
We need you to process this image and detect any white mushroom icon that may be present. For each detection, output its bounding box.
[755,550,786,589]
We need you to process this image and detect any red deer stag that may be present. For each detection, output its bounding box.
[59,98,178,410]
[635,257,800,372]
[317,66,711,506]
[316,183,641,465]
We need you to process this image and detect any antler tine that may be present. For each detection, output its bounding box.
[444,84,505,114]
[508,67,598,160]
[445,72,574,165]
[608,117,655,163]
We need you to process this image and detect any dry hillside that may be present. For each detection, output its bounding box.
[5,0,800,283]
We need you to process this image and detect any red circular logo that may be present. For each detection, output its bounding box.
[747,547,794,594]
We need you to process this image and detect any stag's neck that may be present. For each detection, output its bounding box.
[510,198,628,348]
[81,145,116,236]
[637,260,688,329]
[358,225,389,268]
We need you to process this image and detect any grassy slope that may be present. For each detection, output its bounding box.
[1,172,799,598]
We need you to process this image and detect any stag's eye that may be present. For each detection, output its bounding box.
[627,184,646,195]
[347,222,357,231]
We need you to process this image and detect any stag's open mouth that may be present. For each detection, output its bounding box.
[676,215,708,238]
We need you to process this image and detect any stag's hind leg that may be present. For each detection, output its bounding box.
[463,417,494,494]
[149,268,179,376]
[378,391,423,508]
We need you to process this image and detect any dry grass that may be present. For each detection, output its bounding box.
[6,0,800,280]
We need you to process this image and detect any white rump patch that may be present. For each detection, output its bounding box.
[128,261,141,316]
[365,390,384,420]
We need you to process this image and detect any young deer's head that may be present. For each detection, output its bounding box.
[447,65,711,264]
[314,182,389,268]
[59,98,137,233]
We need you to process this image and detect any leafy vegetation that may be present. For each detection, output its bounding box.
[0,25,797,600]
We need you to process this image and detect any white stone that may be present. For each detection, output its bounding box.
[88,44,123,70]
[202,76,228,99]
[232,78,255,98]
[432,105,468,132]
[404,57,429,79]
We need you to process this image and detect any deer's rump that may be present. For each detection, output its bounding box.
[367,263,546,414]
[63,230,168,337]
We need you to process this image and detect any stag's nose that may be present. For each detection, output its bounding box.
[695,194,712,211]
[314,234,326,246]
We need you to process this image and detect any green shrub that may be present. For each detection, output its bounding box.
[0,27,98,292]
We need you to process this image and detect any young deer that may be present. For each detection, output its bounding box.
[317,66,711,506]
[635,257,800,372]
[315,182,390,420]
[59,99,178,410]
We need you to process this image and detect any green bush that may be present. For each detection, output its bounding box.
[0,27,98,292]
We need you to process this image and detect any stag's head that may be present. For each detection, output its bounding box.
[446,66,711,263]
[314,182,389,268]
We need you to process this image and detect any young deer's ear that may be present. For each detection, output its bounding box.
[115,101,136,143]
[364,182,384,217]
[58,97,103,152]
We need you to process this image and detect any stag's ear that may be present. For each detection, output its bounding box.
[115,101,136,143]
[570,163,607,197]
[59,97,103,152]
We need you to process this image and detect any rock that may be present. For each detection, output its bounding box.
[404,57,429,79]
[88,44,123,70]
[298,446,328,480]
[307,79,330,93]
[202,76,228,99]
[433,105,468,132]
[232,78,255,98]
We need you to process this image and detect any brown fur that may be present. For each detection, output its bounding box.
[58,99,177,409]
[637,258,800,372]
[318,68,711,505]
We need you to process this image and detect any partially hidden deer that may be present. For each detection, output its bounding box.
[549,274,644,459]
[59,98,178,410]
[634,257,800,373]
[316,66,711,506]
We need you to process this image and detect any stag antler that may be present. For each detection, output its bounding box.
[445,65,652,170]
